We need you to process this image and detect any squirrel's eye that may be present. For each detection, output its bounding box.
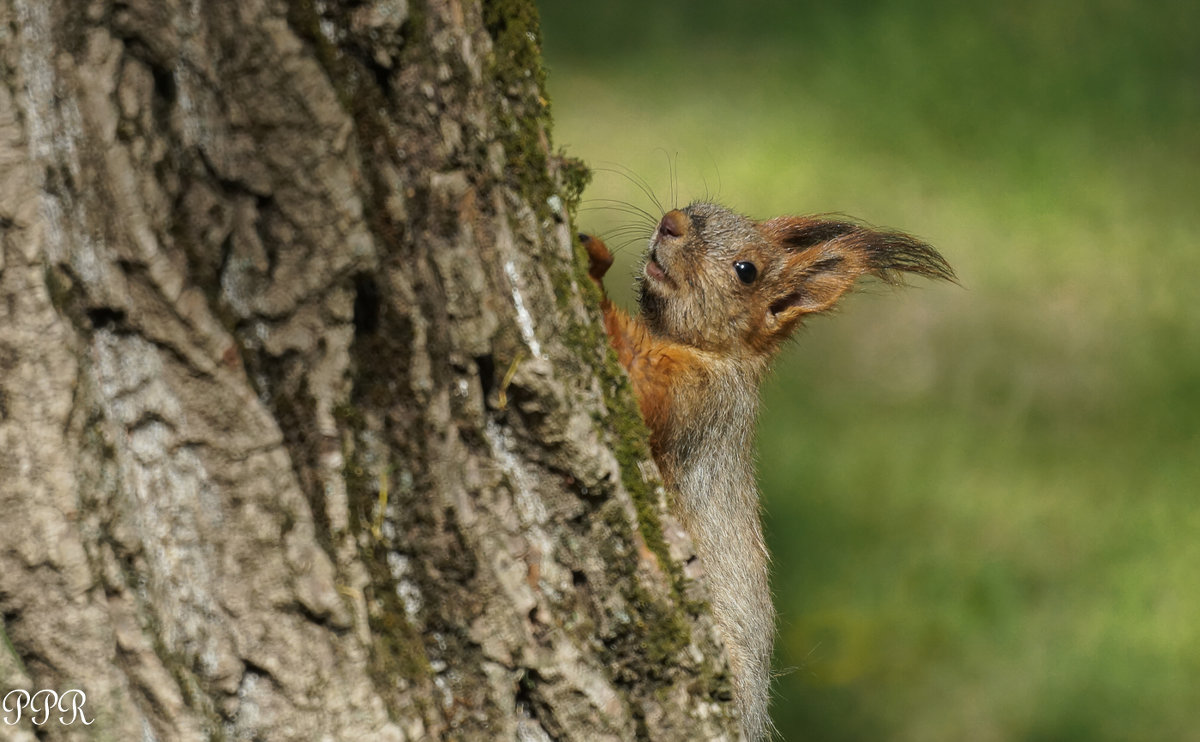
[734,261,758,284]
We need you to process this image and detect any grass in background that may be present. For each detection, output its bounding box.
[539,1,1200,739]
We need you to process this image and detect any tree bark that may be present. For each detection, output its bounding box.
[0,1,740,739]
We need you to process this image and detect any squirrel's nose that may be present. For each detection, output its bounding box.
[657,210,688,239]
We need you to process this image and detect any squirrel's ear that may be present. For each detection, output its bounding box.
[759,216,954,327]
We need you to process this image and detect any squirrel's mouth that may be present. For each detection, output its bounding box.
[645,249,676,288]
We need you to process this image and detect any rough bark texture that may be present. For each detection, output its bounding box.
[0,1,740,739]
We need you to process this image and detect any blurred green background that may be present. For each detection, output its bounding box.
[538,1,1200,739]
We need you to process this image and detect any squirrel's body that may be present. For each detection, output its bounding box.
[659,354,773,739]
[584,201,953,740]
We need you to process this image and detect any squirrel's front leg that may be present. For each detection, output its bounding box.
[581,232,614,288]
[580,232,640,365]
[579,233,696,459]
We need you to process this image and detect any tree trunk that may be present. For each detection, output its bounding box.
[0,1,739,739]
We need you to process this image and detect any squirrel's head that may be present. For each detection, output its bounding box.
[638,202,955,358]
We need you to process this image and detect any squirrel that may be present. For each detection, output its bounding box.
[581,201,954,740]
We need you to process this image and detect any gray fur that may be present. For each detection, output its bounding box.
[659,355,774,741]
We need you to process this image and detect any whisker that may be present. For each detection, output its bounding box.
[595,217,655,230]
[603,222,653,232]
[599,225,649,240]
[657,148,682,209]
[610,234,651,250]
[672,150,680,209]
[578,202,656,220]
[605,235,653,248]
[654,148,676,209]
[581,218,656,236]
[580,198,660,226]
[591,163,666,216]
[698,150,723,204]
[577,211,655,229]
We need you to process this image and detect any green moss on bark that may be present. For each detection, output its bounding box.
[481,0,557,221]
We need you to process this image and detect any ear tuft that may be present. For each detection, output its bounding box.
[762,215,956,285]
[858,230,957,285]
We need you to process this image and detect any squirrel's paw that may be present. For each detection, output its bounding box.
[580,233,613,285]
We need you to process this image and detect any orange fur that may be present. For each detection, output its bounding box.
[597,297,702,465]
